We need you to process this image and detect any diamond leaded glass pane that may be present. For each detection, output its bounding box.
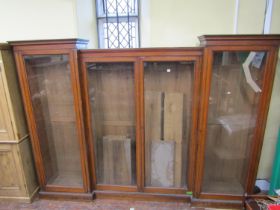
[103,21,137,48]
[97,0,139,48]
[98,0,137,16]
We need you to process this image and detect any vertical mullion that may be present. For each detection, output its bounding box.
[194,48,213,197]
[135,58,144,191]
[104,0,110,48]
[69,51,90,192]
[127,0,131,48]
[136,0,140,47]
[80,60,97,190]
[115,0,120,48]
[187,57,202,193]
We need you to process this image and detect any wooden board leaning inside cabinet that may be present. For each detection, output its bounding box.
[144,61,194,188]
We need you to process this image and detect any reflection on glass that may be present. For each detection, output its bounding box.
[144,61,194,188]
[87,62,136,185]
[202,51,266,194]
[25,55,83,187]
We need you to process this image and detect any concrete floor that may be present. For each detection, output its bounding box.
[0,198,208,210]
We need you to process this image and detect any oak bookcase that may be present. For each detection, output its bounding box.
[10,35,280,208]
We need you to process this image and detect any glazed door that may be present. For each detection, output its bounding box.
[196,48,276,199]
[16,51,89,193]
[82,57,140,192]
[81,52,202,195]
[141,57,201,194]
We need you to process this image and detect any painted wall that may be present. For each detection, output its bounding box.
[271,0,280,34]
[237,0,266,34]
[0,0,279,179]
[0,0,78,42]
[76,0,98,48]
[0,0,97,47]
[257,0,280,179]
[140,0,236,47]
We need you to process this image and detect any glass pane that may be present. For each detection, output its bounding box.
[87,62,136,185]
[96,0,139,49]
[97,0,138,17]
[24,55,83,187]
[202,51,266,194]
[144,61,194,188]
[101,20,138,49]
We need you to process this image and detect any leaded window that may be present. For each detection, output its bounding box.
[96,0,139,49]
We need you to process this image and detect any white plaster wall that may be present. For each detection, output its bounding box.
[0,0,78,42]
